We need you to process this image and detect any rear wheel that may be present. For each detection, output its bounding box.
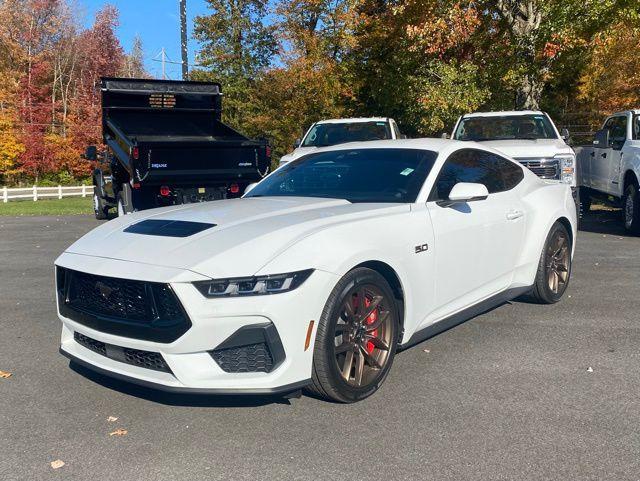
[530,221,572,304]
[307,268,399,403]
[116,184,133,217]
[623,183,640,235]
[93,187,108,220]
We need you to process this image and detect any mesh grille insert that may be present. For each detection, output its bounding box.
[210,342,274,373]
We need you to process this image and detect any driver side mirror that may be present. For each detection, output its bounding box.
[441,132,450,139]
[438,182,488,207]
[560,128,570,141]
[593,129,610,148]
[293,138,301,148]
[83,145,97,161]
[244,183,258,195]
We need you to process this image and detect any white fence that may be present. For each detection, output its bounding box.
[1,185,90,203]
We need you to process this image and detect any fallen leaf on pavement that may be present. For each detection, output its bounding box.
[109,428,128,436]
[0,370,12,379]
[107,416,118,422]
[422,349,430,353]
[587,367,594,373]
[50,460,65,469]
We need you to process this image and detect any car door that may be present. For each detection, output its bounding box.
[425,149,526,319]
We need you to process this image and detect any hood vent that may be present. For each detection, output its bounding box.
[124,219,216,237]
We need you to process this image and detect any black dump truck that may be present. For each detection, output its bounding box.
[86,77,271,219]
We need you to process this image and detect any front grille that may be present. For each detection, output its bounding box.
[210,342,274,373]
[57,267,191,343]
[69,270,149,321]
[518,158,559,180]
[73,331,172,373]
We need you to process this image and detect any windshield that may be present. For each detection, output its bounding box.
[245,148,437,203]
[301,122,391,147]
[453,114,558,141]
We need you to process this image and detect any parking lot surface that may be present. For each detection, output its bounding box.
[1,209,639,481]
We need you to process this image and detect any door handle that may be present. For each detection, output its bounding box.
[589,151,595,157]
[601,152,607,158]
[506,210,524,220]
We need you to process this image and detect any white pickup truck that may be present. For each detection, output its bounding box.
[451,111,577,193]
[576,110,640,234]
[279,117,404,167]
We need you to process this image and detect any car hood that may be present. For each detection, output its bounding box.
[62,197,407,279]
[480,139,573,159]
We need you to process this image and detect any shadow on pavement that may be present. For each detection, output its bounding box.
[579,207,628,236]
[69,361,295,408]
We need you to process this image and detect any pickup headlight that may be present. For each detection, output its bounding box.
[194,269,313,297]
[554,153,576,185]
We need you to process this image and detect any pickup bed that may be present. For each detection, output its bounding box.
[576,110,640,234]
[89,78,271,218]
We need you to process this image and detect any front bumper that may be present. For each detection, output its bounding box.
[56,253,339,394]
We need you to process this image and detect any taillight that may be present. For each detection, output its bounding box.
[160,186,171,197]
[229,183,240,194]
[132,146,139,160]
[265,146,271,158]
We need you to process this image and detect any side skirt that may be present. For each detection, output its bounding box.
[398,286,531,351]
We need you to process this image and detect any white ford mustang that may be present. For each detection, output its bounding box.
[55,139,577,403]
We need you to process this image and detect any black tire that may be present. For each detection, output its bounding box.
[307,267,400,403]
[529,221,572,304]
[116,184,133,217]
[623,182,640,235]
[93,186,109,220]
[579,187,591,214]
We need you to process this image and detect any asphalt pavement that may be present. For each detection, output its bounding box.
[0,208,638,481]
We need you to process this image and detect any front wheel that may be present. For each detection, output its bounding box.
[623,183,640,235]
[307,267,399,403]
[529,221,572,304]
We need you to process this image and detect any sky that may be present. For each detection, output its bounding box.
[79,0,211,80]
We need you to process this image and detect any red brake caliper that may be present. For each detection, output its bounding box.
[363,297,378,354]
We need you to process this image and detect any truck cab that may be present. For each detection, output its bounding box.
[576,110,640,233]
[278,118,403,167]
[451,111,576,188]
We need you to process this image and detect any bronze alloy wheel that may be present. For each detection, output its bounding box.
[333,284,394,387]
[546,228,570,295]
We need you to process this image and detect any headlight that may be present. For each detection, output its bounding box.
[554,153,576,185]
[194,269,314,298]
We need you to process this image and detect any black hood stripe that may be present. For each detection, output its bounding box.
[124,219,216,237]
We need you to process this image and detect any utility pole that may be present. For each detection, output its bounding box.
[180,0,188,80]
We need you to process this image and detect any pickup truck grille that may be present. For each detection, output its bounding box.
[516,158,560,180]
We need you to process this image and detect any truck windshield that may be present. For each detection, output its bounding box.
[454,115,558,141]
[301,122,391,147]
[245,148,436,203]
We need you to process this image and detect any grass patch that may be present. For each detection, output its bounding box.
[0,197,94,216]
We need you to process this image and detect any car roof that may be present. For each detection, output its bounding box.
[307,137,471,154]
[315,117,390,124]
[461,110,545,118]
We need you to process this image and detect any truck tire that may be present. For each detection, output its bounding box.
[579,186,591,214]
[529,221,572,304]
[116,184,133,217]
[93,186,109,220]
[623,182,640,235]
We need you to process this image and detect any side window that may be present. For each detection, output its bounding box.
[430,149,507,201]
[634,115,640,140]
[610,116,627,150]
[498,157,525,190]
[390,120,401,139]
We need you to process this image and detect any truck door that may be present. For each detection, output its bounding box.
[592,116,625,195]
